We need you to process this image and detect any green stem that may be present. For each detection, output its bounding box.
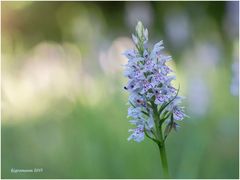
[158,142,170,178]
[151,102,170,178]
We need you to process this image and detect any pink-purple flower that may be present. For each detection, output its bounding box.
[123,21,186,142]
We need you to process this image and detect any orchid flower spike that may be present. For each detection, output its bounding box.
[123,21,186,143]
[123,21,187,178]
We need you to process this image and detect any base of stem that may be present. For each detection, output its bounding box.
[158,143,170,178]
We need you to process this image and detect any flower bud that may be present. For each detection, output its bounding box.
[136,21,144,39]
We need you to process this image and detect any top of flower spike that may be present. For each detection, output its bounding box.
[135,21,148,41]
[132,21,148,55]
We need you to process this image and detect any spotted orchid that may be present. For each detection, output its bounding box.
[123,21,186,178]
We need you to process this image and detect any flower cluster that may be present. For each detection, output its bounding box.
[123,22,186,143]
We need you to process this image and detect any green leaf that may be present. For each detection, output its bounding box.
[163,113,174,141]
[141,110,149,116]
[158,85,180,115]
[129,101,136,108]
[160,111,171,125]
[144,129,159,144]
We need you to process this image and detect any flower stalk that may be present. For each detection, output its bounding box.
[158,141,169,178]
[153,102,170,178]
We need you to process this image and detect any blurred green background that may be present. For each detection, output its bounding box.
[1,1,239,179]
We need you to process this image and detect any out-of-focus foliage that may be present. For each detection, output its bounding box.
[1,1,239,179]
